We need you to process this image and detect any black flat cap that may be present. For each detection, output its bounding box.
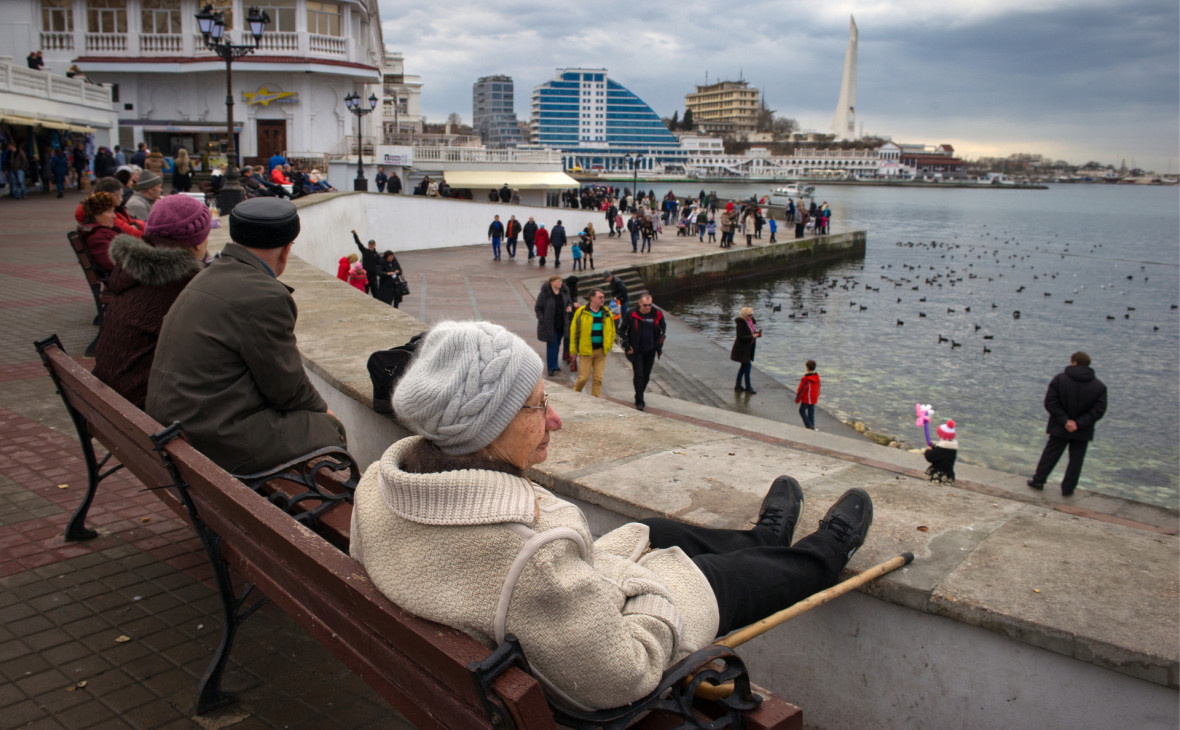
[229,198,300,249]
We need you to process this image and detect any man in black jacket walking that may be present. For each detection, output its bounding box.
[523,217,537,260]
[620,294,666,411]
[352,230,381,296]
[1028,351,1108,496]
[550,220,567,269]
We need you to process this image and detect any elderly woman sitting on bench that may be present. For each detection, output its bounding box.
[350,321,873,711]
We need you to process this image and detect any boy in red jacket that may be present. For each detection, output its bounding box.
[794,360,820,430]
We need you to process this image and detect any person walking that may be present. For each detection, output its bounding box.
[71,144,90,191]
[794,200,808,239]
[523,216,537,260]
[50,148,69,198]
[730,306,762,394]
[768,215,778,243]
[505,215,522,259]
[603,270,629,322]
[6,143,28,200]
[535,223,550,266]
[626,212,640,252]
[570,290,616,397]
[534,274,573,376]
[550,219,567,268]
[374,250,406,308]
[172,148,192,193]
[620,294,666,411]
[640,215,654,253]
[1028,351,1108,496]
[581,223,596,269]
[794,360,820,430]
[488,214,505,261]
[352,230,382,296]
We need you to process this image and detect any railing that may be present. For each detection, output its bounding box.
[328,136,378,159]
[40,31,73,51]
[257,31,299,52]
[383,132,480,147]
[140,34,182,53]
[86,33,127,53]
[0,61,113,111]
[308,34,346,55]
[412,147,564,164]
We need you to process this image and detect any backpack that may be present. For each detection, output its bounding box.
[366,332,427,414]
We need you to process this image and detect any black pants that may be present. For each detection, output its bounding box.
[1033,436,1089,494]
[795,224,805,238]
[632,350,656,406]
[639,518,846,636]
[367,273,379,297]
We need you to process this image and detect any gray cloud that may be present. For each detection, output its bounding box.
[379,0,1179,170]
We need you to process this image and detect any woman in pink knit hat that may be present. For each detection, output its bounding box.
[93,195,212,408]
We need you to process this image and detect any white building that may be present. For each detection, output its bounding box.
[379,50,422,141]
[3,0,384,165]
[0,59,119,152]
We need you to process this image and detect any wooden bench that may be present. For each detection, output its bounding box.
[66,230,112,357]
[35,335,802,730]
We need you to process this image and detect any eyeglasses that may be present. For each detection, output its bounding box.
[520,393,549,412]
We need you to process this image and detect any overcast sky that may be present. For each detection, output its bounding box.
[379,0,1179,171]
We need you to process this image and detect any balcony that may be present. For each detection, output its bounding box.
[72,30,351,60]
[40,31,73,51]
[86,33,128,53]
[139,34,182,53]
[412,147,564,164]
[0,61,114,111]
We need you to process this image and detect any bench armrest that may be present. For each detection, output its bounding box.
[471,637,761,730]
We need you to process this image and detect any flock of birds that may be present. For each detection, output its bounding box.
[756,228,1176,355]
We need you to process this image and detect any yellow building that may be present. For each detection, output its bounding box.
[684,80,760,136]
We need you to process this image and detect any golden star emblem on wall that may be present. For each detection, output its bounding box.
[243,86,296,106]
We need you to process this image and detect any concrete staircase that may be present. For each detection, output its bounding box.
[569,267,648,303]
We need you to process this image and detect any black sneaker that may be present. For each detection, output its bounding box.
[1027,479,1044,491]
[754,476,804,545]
[817,488,873,563]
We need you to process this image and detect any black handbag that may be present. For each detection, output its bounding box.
[366,332,426,414]
[395,278,410,297]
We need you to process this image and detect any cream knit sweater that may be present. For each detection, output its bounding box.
[350,437,720,711]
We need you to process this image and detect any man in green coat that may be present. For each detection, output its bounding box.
[147,198,346,474]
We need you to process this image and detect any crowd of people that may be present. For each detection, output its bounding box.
[57,163,1110,715]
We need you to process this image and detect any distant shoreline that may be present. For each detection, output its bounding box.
[572,175,1049,190]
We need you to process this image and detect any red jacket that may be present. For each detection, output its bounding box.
[535,227,550,256]
[75,202,145,238]
[337,256,351,281]
[795,372,820,404]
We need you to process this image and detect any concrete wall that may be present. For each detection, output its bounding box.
[292,192,610,275]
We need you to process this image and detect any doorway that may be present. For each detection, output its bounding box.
[257,120,287,159]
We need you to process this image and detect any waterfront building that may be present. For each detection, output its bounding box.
[897,143,967,179]
[472,75,523,149]
[380,51,423,141]
[684,79,760,137]
[530,67,690,174]
[831,15,858,141]
[5,0,384,165]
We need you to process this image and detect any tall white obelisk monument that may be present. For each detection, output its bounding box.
[831,15,858,140]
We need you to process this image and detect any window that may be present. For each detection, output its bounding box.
[141,0,179,34]
[307,1,341,36]
[87,0,126,33]
[207,0,233,29]
[258,0,296,32]
[42,0,73,32]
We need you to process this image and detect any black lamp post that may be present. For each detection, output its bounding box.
[345,91,378,191]
[624,151,644,210]
[195,4,269,214]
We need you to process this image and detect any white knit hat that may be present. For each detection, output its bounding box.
[392,321,544,455]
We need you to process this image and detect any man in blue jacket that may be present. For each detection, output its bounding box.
[1028,351,1108,496]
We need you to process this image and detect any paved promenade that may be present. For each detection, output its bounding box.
[1,191,1175,728]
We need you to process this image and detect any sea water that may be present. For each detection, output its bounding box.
[656,183,1179,508]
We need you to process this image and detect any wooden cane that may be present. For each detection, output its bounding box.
[694,552,914,701]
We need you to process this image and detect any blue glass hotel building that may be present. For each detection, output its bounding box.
[529,68,690,174]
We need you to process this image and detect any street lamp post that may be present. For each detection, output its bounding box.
[344,91,378,191]
[195,4,269,214]
[624,152,644,211]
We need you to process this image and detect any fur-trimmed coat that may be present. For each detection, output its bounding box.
[92,234,204,408]
[350,436,720,711]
